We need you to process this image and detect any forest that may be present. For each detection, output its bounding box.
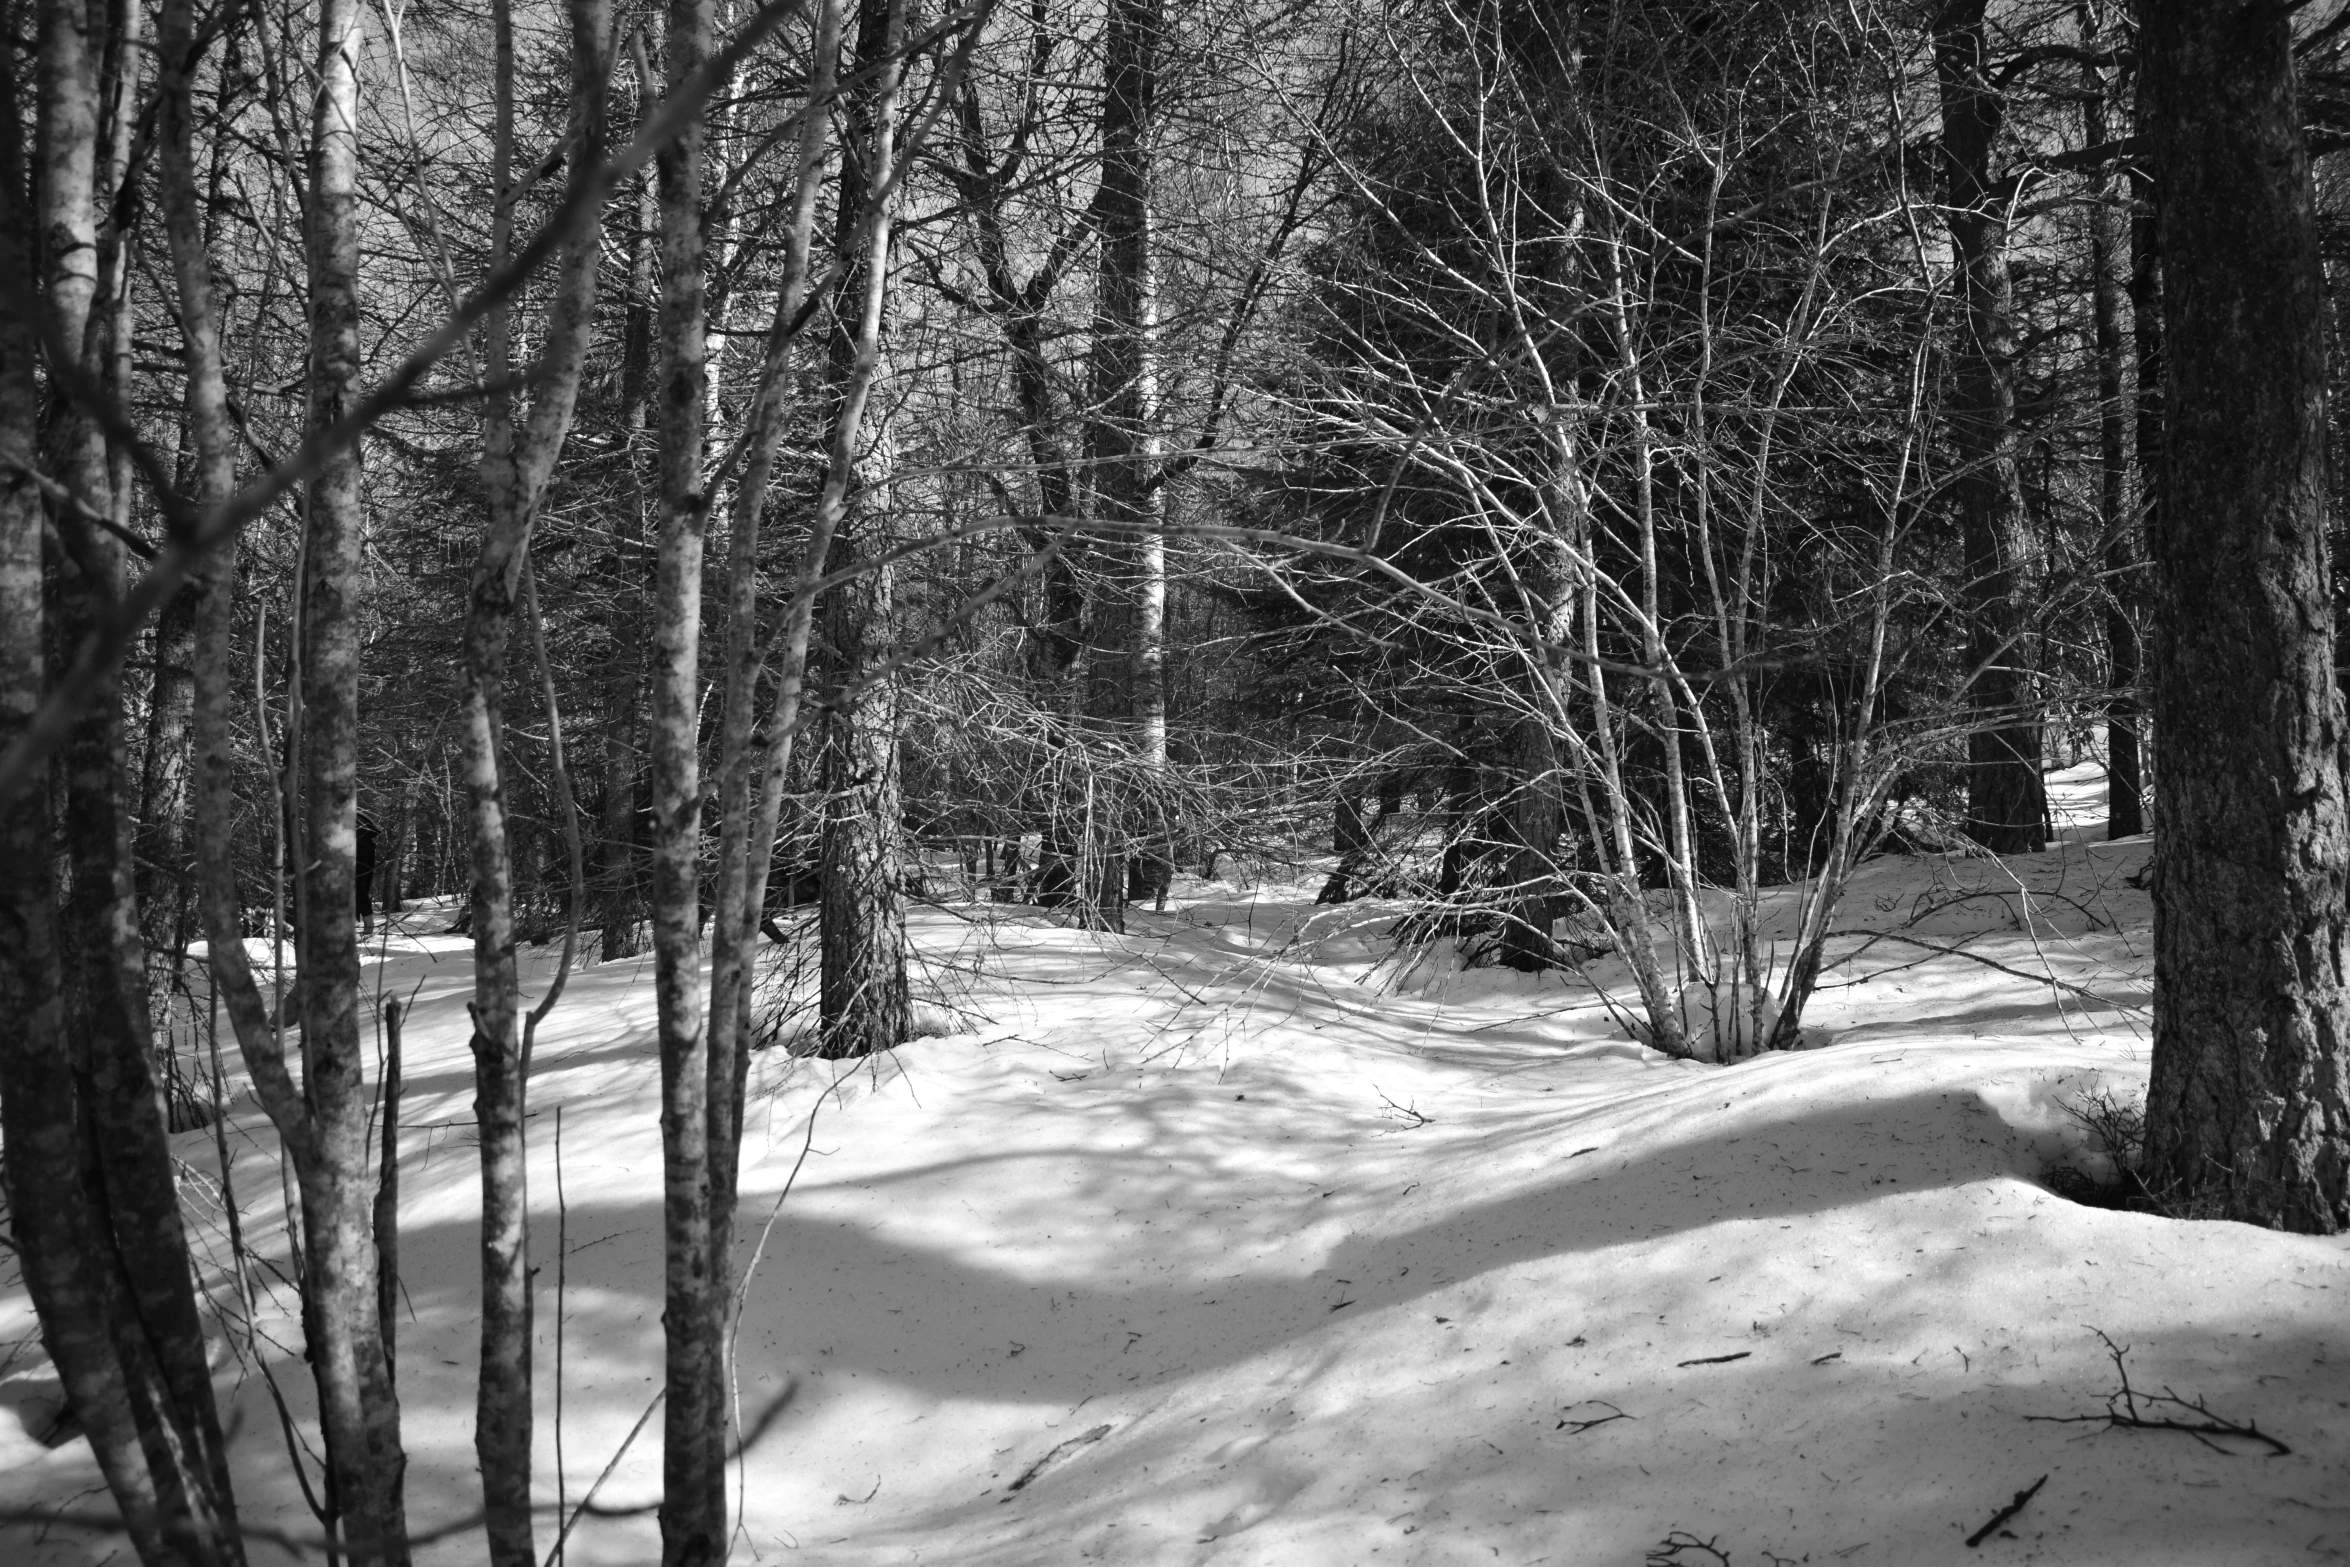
[2,0,2349,1561]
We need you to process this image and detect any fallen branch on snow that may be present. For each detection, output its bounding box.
[1964,1473,2048,1547]
[1556,1401,1633,1433]
[2025,1329,2290,1457]
[1375,1088,1433,1128]
[1001,1423,1112,1499]
[1646,1531,1731,1566]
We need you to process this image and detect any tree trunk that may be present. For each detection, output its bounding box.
[0,1,247,1555]
[952,58,1091,682]
[705,0,842,1286]
[2080,3,2141,840]
[460,0,607,1557]
[138,583,198,1062]
[1073,0,1167,933]
[598,172,657,962]
[2129,80,2165,840]
[815,0,913,1061]
[1934,0,2045,854]
[651,0,721,1551]
[2138,0,2350,1232]
[299,0,414,1551]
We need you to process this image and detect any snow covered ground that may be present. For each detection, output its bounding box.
[6,816,2349,1565]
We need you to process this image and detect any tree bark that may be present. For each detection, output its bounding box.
[0,2,247,1557]
[651,0,720,1550]
[815,0,913,1061]
[2129,75,2165,839]
[138,583,199,1058]
[949,59,1088,679]
[597,172,657,963]
[2080,2,2141,839]
[704,0,841,1282]
[297,0,414,1551]
[2139,0,2350,1233]
[460,0,608,1556]
[1934,0,2045,854]
[1074,0,1167,931]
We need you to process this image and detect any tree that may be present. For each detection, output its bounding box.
[2078,0,2142,841]
[2139,0,2350,1233]
[649,0,721,1553]
[288,0,416,1550]
[815,0,917,1058]
[1934,0,2046,855]
[458,0,610,1557]
[0,0,249,1556]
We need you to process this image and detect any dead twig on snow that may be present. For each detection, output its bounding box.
[1375,1087,1433,1128]
[1964,1473,2048,1547]
[1647,1531,1732,1566]
[2025,1329,2290,1456]
[1556,1401,1633,1433]
[1001,1423,1112,1499]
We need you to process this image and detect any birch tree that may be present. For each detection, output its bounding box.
[458,0,611,1556]
[0,0,247,1556]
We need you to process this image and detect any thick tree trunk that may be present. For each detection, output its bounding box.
[2138,0,2350,1232]
[2080,3,2141,840]
[1495,714,1564,972]
[651,0,721,1552]
[1934,1,2044,855]
[815,0,913,1061]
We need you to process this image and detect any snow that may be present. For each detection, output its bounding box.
[6,817,2350,1565]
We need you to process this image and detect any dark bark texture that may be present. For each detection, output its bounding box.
[815,0,912,1061]
[1934,1,2044,854]
[2080,0,2141,840]
[2140,0,2350,1232]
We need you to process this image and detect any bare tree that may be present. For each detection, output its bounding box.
[458,0,612,1557]
[0,0,248,1557]
[650,0,722,1552]
[291,0,415,1551]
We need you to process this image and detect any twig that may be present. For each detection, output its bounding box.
[542,1388,664,1567]
[1834,931,2145,1015]
[2024,1329,2291,1457]
[1000,1423,1112,1499]
[1677,1351,1752,1368]
[1375,1087,1433,1128]
[1647,1532,1732,1566]
[1556,1401,1633,1434]
[1964,1474,2048,1548]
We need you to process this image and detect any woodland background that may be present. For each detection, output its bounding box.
[3,0,2349,1562]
